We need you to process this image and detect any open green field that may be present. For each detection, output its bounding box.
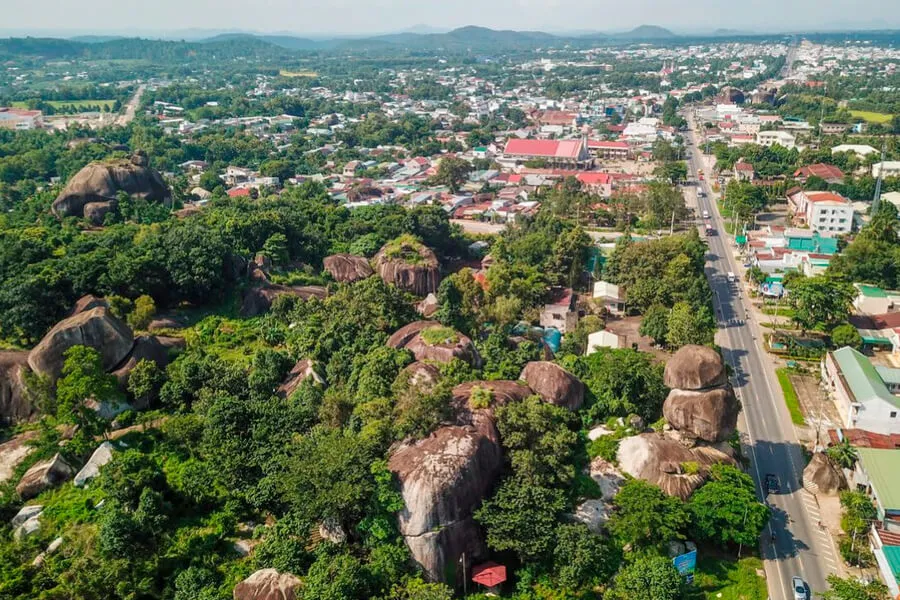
[10,99,116,110]
[688,556,768,600]
[850,110,894,124]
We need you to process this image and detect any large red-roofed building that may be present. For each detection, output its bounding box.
[502,138,592,169]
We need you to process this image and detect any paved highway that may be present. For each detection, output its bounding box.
[683,120,839,599]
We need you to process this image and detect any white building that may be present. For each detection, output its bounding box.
[756,130,796,149]
[586,330,626,354]
[592,281,626,315]
[873,162,900,179]
[821,347,900,435]
[787,189,854,234]
[0,107,42,130]
[831,144,877,158]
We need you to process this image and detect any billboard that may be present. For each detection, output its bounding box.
[673,549,698,583]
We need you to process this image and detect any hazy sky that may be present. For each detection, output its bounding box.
[3,0,898,36]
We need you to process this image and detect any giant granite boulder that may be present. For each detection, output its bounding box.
[16,454,74,500]
[111,335,172,396]
[663,345,727,391]
[240,284,327,317]
[803,452,847,495]
[404,326,482,367]
[388,415,503,584]
[74,441,115,487]
[233,569,301,600]
[373,238,441,296]
[28,307,134,381]
[451,380,535,418]
[0,352,32,425]
[519,361,585,410]
[53,152,171,220]
[617,433,735,500]
[387,321,440,350]
[68,294,109,317]
[323,254,374,283]
[663,387,740,443]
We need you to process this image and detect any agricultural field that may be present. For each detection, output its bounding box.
[850,110,894,124]
[11,99,116,110]
[279,69,318,77]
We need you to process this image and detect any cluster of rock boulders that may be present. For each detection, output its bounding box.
[322,253,373,283]
[615,345,739,500]
[240,256,328,317]
[803,452,847,495]
[384,317,588,584]
[52,152,171,225]
[0,295,181,426]
[233,569,301,600]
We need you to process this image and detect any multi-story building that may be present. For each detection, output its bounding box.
[0,107,43,130]
[756,130,796,149]
[787,189,854,234]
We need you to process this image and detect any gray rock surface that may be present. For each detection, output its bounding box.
[277,359,324,397]
[232,569,301,600]
[803,452,847,495]
[10,504,43,528]
[662,386,740,443]
[0,352,32,425]
[16,454,74,500]
[323,254,374,283]
[74,441,115,487]
[519,361,585,410]
[28,306,134,381]
[663,345,727,390]
[388,415,502,584]
[53,153,171,219]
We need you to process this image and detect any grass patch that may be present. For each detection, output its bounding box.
[776,368,805,426]
[382,234,429,265]
[850,110,893,124]
[11,99,116,110]
[689,556,767,600]
[420,326,459,346]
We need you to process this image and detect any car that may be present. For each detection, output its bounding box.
[765,473,780,493]
[727,272,736,283]
[792,576,809,600]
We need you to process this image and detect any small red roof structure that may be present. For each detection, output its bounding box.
[472,562,507,587]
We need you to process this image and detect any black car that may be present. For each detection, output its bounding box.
[765,473,780,493]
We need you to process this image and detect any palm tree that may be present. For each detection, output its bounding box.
[826,439,858,470]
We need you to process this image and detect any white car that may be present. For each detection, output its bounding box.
[792,576,809,600]
[727,272,737,283]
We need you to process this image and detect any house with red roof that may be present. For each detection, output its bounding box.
[733,159,755,182]
[537,110,577,128]
[576,172,613,196]
[0,107,43,130]
[786,189,854,234]
[502,138,592,169]
[793,163,845,185]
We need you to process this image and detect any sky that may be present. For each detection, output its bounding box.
[2,0,898,37]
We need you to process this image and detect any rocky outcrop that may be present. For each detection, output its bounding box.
[616,433,735,500]
[111,336,172,395]
[661,346,738,443]
[451,380,535,416]
[240,284,327,317]
[10,504,43,529]
[323,254,373,283]
[663,345,727,391]
[84,201,114,225]
[28,306,134,381]
[373,239,441,296]
[388,415,503,584]
[519,362,585,410]
[573,457,626,533]
[0,352,32,425]
[404,327,481,367]
[277,359,324,397]
[387,321,440,350]
[803,452,847,495]
[663,387,740,443]
[53,152,171,220]
[0,433,36,484]
[398,362,443,392]
[16,454,74,500]
[69,294,109,317]
[74,441,115,487]
[416,293,439,318]
[232,569,301,600]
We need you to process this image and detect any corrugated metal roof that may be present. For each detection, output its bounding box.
[858,448,900,511]
[832,347,900,409]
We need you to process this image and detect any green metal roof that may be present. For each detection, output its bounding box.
[858,284,888,298]
[876,366,900,386]
[884,546,900,576]
[832,347,900,409]
[786,234,838,255]
[857,448,900,512]
[736,235,747,244]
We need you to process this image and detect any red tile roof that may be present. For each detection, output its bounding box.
[734,161,755,172]
[227,187,251,197]
[805,191,850,204]
[538,110,576,126]
[828,429,900,449]
[504,139,584,159]
[577,173,613,185]
[794,163,844,181]
[588,140,630,150]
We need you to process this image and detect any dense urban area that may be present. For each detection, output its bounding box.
[0,25,899,600]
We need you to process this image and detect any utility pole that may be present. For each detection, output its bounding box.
[872,138,888,213]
